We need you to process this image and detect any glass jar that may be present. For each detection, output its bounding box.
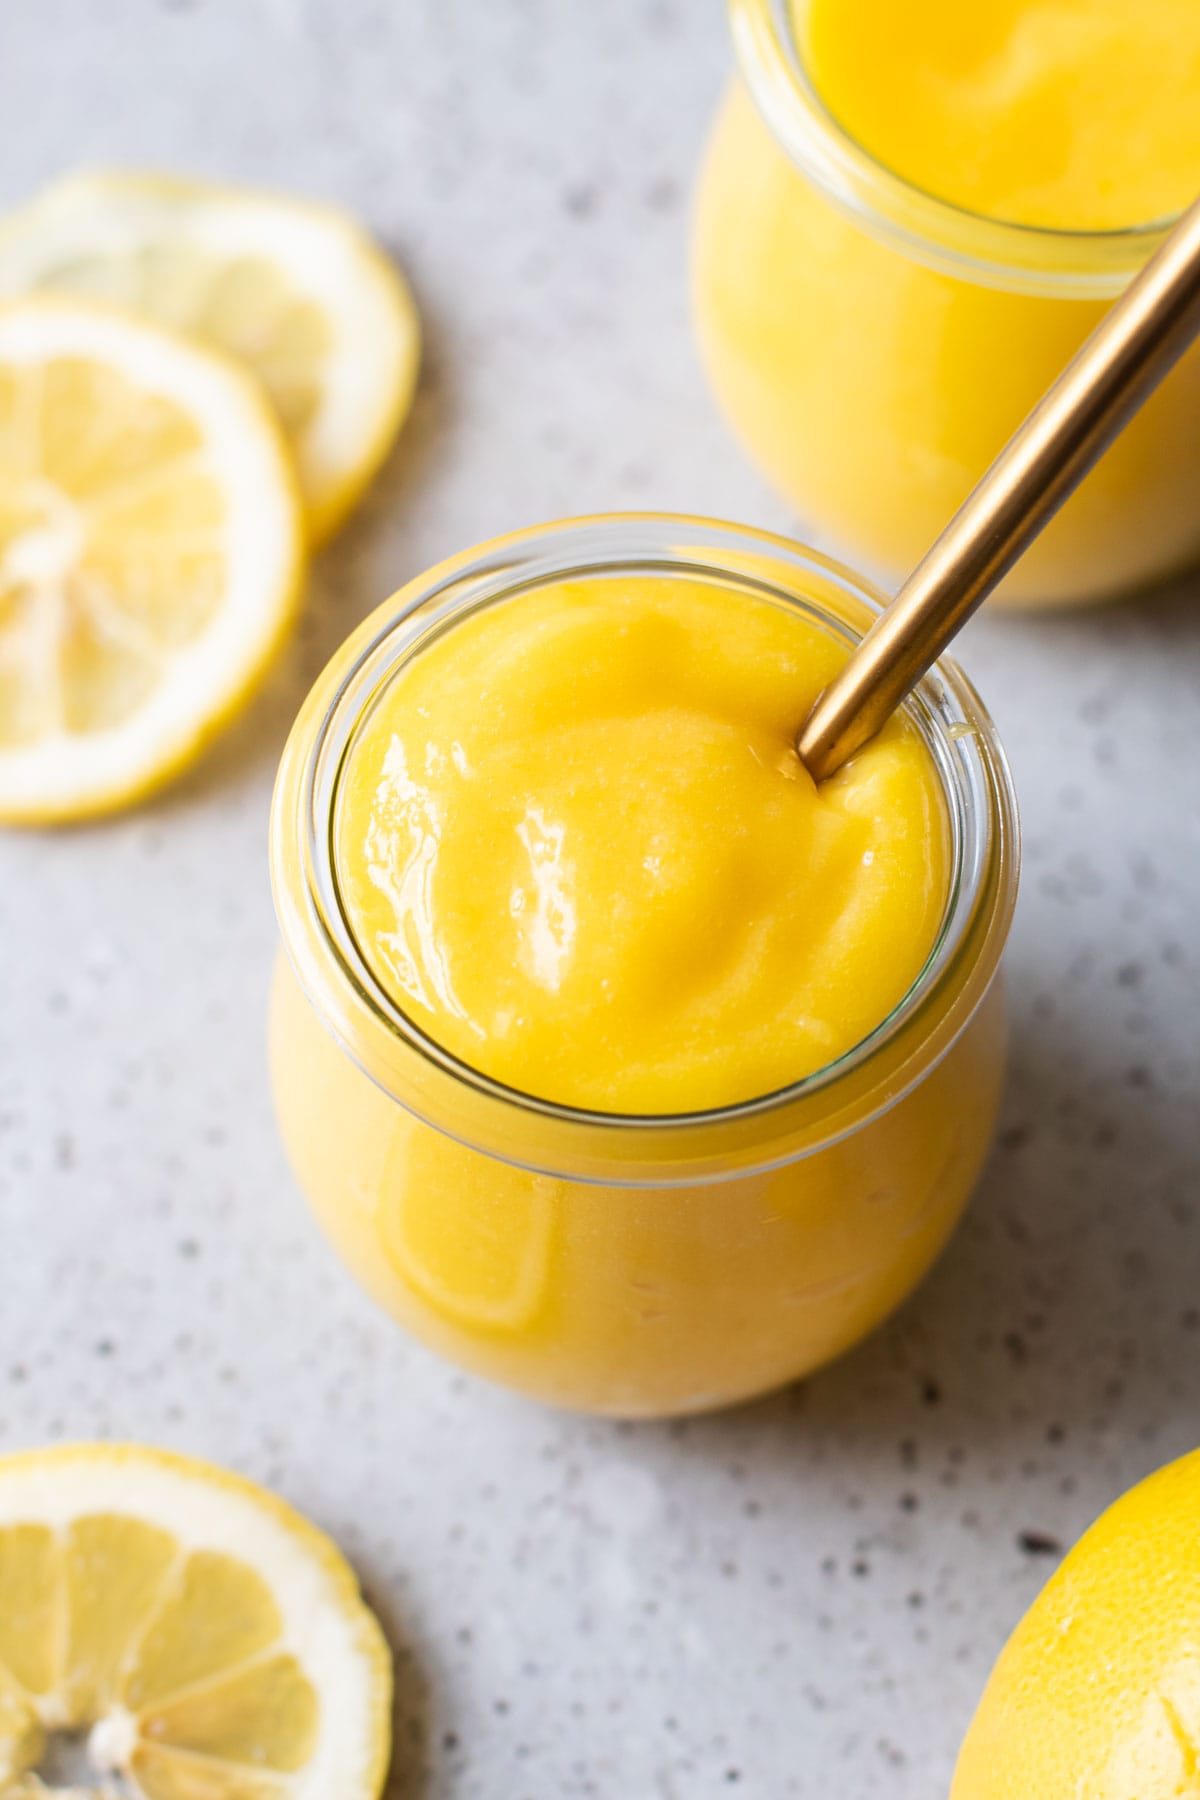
[269,516,1019,1417]
[693,0,1200,607]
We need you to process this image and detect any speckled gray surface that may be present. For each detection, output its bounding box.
[3,2,1200,1795]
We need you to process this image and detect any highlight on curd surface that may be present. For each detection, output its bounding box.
[334,573,951,1115]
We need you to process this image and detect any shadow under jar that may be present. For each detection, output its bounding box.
[693,0,1200,607]
[269,516,1018,1417]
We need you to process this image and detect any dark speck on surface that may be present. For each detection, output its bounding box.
[644,175,680,210]
[563,183,599,218]
[1018,1531,1064,1557]
[999,1123,1031,1151]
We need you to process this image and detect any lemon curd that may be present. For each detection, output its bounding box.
[809,0,1200,232]
[334,577,948,1115]
[269,519,1018,1416]
[694,0,1200,605]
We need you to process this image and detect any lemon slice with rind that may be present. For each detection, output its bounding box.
[381,1130,557,1333]
[0,299,303,823]
[0,1443,391,1799]
[0,170,420,543]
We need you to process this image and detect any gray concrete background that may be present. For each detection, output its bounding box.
[3,2,1200,1794]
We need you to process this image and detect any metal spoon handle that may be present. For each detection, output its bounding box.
[798,192,1200,783]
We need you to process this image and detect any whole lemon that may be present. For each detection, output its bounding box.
[952,1449,1200,1797]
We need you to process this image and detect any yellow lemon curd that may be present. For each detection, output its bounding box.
[270,543,1014,1416]
[334,577,947,1115]
[693,0,1200,605]
[952,1448,1200,1797]
[809,0,1200,232]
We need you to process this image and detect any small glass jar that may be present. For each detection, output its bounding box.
[269,516,1018,1417]
[693,0,1200,606]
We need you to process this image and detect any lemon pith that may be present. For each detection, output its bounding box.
[0,297,304,823]
[0,1443,392,1799]
[0,170,421,543]
[952,1448,1200,1798]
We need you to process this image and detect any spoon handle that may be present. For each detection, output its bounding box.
[798,193,1200,783]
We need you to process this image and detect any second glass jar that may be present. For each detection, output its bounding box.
[693,0,1200,606]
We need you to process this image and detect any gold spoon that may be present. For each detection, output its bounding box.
[798,193,1200,782]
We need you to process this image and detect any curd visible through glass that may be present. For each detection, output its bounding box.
[270,533,1015,1415]
[804,0,1200,230]
[334,575,950,1114]
[692,0,1200,605]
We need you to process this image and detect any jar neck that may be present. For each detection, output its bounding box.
[270,514,1019,1185]
[732,0,1172,299]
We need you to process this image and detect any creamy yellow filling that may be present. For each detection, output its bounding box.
[805,0,1200,230]
[336,576,949,1113]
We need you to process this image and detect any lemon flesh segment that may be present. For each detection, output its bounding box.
[0,300,303,822]
[0,1525,59,1698]
[141,1652,319,1770]
[61,1515,177,1725]
[0,1443,391,1799]
[0,170,420,542]
[0,1668,43,1786]
[132,1744,288,1800]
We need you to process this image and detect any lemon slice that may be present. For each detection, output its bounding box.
[0,298,303,823]
[0,1443,391,1799]
[381,1131,557,1332]
[0,170,420,543]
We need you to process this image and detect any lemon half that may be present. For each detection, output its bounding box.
[0,298,303,823]
[0,171,420,543]
[952,1447,1200,1798]
[0,1442,391,1799]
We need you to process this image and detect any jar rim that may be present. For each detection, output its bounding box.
[271,514,1020,1183]
[731,0,1176,298]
